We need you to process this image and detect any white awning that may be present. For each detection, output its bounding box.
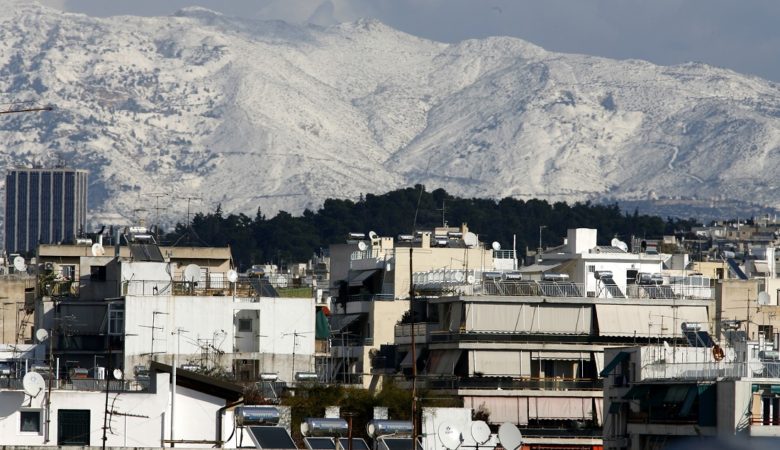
[472,350,531,376]
[596,304,709,337]
[464,396,529,425]
[467,303,592,334]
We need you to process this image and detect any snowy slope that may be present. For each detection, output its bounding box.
[0,2,779,225]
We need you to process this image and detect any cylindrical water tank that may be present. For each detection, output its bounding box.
[300,418,349,437]
[234,406,280,426]
[366,420,413,438]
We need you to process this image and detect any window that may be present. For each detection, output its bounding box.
[108,304,124,336]
[58,409,90,445]
[20,410,41,433]
[60,265,75,280]
[759,325,774,340]
[238,318,252,332]
[90,265,107,281]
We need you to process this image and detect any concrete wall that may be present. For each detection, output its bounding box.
[0,372,235,447]
[123,295,236,371]
[0,277,30,344]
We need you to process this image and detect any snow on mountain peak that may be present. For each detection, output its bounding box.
[1,5,779,227]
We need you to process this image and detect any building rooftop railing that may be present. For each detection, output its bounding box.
[641,361,780,380]
[0,377,148,392]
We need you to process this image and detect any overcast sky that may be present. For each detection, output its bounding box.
[38,0,780,82]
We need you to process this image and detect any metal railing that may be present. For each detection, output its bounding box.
[424,375,603,391]
[626,284,713,300]
[642,361,780,380]
[0,377,148,392]
[347,293,395,302]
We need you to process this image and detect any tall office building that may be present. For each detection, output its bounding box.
[4,168,88,254]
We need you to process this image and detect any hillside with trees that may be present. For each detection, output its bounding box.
[163,187,698,270]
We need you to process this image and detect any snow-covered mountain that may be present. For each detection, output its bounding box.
[1,2,779,225]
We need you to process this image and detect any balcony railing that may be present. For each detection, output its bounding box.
[424,376,603,391]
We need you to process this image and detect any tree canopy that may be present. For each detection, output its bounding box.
[163,186,698,270]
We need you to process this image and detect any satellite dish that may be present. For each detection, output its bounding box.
[611,238,620,247]
[454,271,465,283]
[368,231,379,241]
[22,372,46,398]
[463,232,478,248]
[491,241,501,251]
[183,264,201,283]
[438,423,463,450]
[498,423,523,450]
[471,421,491,445]
[466,275,476,284]
[227,269,239,283]
[113,368,123,380]
[13,256,26,272]
[35,329,49,343]
[91,243,106,256]
[758,291,770,306]
[616,240,629,252]
[358,241,368,251]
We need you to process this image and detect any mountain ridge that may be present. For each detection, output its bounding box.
[0,2,778,226]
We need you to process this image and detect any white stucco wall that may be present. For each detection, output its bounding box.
[0,372,235,447]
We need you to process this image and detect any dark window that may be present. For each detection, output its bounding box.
[238,319,252,332]
[20,410,41,432]
[57,409,90,445]
[90,266,107,281]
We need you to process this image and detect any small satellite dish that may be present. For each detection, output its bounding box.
[611,238,620,247]
[357,241,368,251]
[22,372,46,398]
[758,291,770,306]
[91,243,106,256]
[227,269,239,283]
[471,421,491,445]
[466,275,476,284]
[454,271,465,283]
[438,423,463,450]
[616,240,629,252]
[463,232,478,248]
[13,256,26,272]
[491,241,501,251]
[35,329,49,343]
[368,231,379,241]
[498,423,523,450]
[183,264,201,283]
[113,368,123,380]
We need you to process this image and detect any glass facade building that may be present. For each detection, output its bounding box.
[4,168,88,253]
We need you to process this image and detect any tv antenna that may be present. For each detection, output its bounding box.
[282,330,312,382]
[139,311,168,364]
[174,195,202,226]
[144,192,170,229]
[0,101,53,115]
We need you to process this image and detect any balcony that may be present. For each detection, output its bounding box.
[394,323,439,344]
[349,249,392,271]
[641,361,780,380]
[424,375,603,391]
